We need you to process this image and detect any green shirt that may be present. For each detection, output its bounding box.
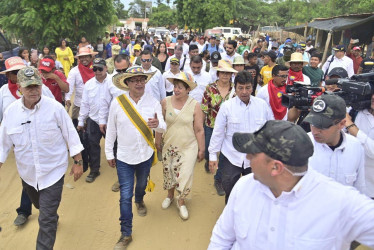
[302,66,323,87]
[238,45,250,55]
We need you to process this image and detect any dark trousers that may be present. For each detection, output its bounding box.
[204,124,224,182]
[22,176,64,250]
[16,187,33,217]
[221,153,252,204]
[86,118,104,173]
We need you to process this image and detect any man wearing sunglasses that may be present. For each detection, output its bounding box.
[78,58,112,183]
[140,50,165,102]
[257,65,289,120]
[303,94,365,193]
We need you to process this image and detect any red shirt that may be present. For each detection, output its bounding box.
[347,53,363,74]
[42,70,68,103]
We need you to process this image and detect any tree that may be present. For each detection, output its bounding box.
[128,0,151,18]
[114,0,129,19]
[148,4,177,27]
[0,0,115,48]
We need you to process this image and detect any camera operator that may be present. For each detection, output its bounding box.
[324,67,348,92]
[345,93,374,198]
[303,95,365,193]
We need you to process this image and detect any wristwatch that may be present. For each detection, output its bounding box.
[74,160,83,166]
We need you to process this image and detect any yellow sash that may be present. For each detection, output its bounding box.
[116,94,158,166]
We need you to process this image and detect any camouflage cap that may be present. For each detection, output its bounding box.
[233,120,314,167]
[303,94,346,129]
[17,67,43,88]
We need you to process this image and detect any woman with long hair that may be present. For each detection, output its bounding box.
[18,47,30,66]
[39,45,50,59]
[156,42,169,72]
[55,39,74,77]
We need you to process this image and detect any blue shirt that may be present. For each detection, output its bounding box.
[203,44,219,55]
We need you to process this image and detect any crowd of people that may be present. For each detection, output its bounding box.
[0,28,374,250]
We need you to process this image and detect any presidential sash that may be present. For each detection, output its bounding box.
[116,94,158,166]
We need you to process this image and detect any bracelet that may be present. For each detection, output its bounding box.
[346,123,357,130]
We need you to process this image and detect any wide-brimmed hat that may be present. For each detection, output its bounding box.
[75,47,98,58]
[167,43,176,50]
[232,56,245,65]
[167,72,197,90]
[214,60,238,73]
[285,52,308,67]
[0,56,26,74]
[112,66,155,91]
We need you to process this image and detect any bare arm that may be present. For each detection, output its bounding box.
[155,98,167,152]
[193,102,205,162]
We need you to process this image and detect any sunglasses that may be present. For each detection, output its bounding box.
[116,68,128,73]
[141,58,152,63]
[93,67,103,72]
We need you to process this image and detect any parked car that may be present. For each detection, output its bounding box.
[0,32,20,60]
[213,27,243,39]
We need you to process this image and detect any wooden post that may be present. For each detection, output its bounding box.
[315,29,320,47]
[250,24,261,51]
[304,23,308,40]
[322,31,332,65]
[340,30,344,44]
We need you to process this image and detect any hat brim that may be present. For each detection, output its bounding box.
[112,71,155,91]
[20,79,43,88]
[167,77,197,90]
[214,67,238,73]
[0,64,26,74]
[38,66,53,72]
[232,132,262,154]
[302,113,334,129]
[75,52,99,58]
[285,60,308,67]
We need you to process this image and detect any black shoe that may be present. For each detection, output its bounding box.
[204,161,210,173]
[14,214,28,226]
[214,180,225,196]
[85,171,100,183]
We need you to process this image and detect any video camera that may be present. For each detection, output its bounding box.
[281,83,325,110]
[324,72,374,110]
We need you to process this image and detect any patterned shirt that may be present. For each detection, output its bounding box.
[201,81,234,128]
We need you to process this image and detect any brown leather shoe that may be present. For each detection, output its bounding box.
[135,201,147,216]
[114,235,132,250]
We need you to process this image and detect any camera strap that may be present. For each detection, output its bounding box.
[323,55,335,81]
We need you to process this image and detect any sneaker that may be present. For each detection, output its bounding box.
[204,161,210,173]
[112,181,120,192]
[85,171,100,183]
[161,197,174,209]
[135,201,147,217]
[14,214,28,226]
[214,180,225,196]
[114,235,132,250]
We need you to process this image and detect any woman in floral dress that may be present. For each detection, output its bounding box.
[159,72,205,220]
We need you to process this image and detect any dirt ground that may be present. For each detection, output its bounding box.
[0,144,371,250]
[0,140,226,250]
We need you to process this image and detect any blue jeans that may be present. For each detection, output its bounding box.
[16,187,32,217]
[116,155,153,237]
[204,124,224,182]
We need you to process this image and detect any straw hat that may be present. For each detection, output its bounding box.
[214,60,238,73]
[167,72,197,90]
[75,47,98,58]
[0,56,26,74]
[112,66,155,91]
[285,52,308,67]
[232,56,245,65]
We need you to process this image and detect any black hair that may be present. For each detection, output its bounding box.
[228,40,237,49]
[59,39,67,47]
[156,42,167,56]
[310,52,322,61]
[114,54,130,64]
[190,55,202,64]
[42,45,50,56]
[189,44,198,52]
[234,70,253,87]
[43,55,54,60]
[140,49,152,57]
[18,47,29,59]
[243,38,248,41]
[272,65,289,76]
[247,52,257,59]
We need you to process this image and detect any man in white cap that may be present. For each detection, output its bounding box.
[0,57,54,227]
[105,66,166,249]
[0,67,84,249]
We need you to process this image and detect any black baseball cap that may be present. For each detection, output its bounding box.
[233,120,314,167]
[177,35,184,40]
[93,58,106,68]
[211,51,221,63]
[333,45,346,52]
[303,94,346,129]
[327,67,348,78]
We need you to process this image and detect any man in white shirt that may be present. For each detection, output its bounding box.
[220,40,240,63]
[183,44,206,73]
[322,45,354,78]
[208,71,274,203]
[164,44,185,72]
[177,34,189,56]
[0,57,55,227]
[303,94,365,193]
[105,66,166,249]
[0,67,84,250]
[209,120,374,249]
[140,50,166,102]
[162,57,180,96]
[257,65,289,120]
[345,94,374,198]
[187,55,212,103]
[78,58,112,183]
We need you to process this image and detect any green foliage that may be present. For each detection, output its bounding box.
[114,0,129,19]
[128,0,149,18]
[0,0,115,48]
[148,4,177,27]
